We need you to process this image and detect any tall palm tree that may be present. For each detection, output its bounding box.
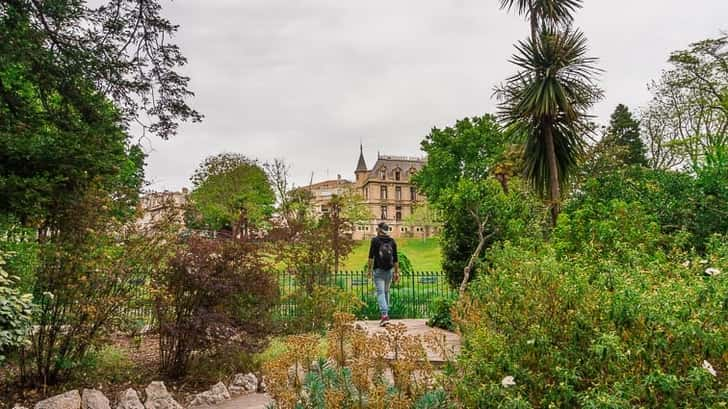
[497,28,602,226]
[497,0,601,226]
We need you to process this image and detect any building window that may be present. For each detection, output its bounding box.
[380,168,387,180]
[381,206,388,220]
[396,206,402,221]
[380,185,388,200]
[410,187,417,201]
[395,186,402,200]
[395,170,401,181]
[364,187,368,200]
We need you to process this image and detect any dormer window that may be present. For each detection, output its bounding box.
[394,169,401,181]
[379,167,387,180]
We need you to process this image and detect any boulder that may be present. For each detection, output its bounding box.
[81,389,110,409]
[188,382,231,407]
[143,382,182,409]
[228,373,258,396]
[116,389,144,409]
[35,390,82,409]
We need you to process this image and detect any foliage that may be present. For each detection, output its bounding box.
[453,204,728,407]
[21,186,175,385]
[74,345,137,384]
[284,285,363,333]
[426,297,455,332]
[415,115,538,287]
[188,157,275,239]
[0,0,201,141]
[642,35,728,170]
[0,250,34,365]
[263,314,452,409]
[414,115,508,204]
[604,104,647,166]
[153,236,278,378]
[0,217,38,293]
[403,203,442,239]
[496,0,602,225]
[439,178,546,288]
[569,166,728,252]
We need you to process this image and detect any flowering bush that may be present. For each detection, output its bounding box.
[453,203,728,407]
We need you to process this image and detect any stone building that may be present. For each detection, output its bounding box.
[137,189,188,228]
[352,146,433,240]
[303,176,354,218]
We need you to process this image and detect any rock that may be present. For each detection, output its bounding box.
[189,382,231,407]
[81,389,110,409]
[116,389,144,409]
[144,382,182,409]
[13,405,30,409]
[35,390,82,409]
[229,373,258,396]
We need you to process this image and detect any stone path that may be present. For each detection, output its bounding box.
[355,319,461,364]
[210,393,272,409]
[209,320,460,408]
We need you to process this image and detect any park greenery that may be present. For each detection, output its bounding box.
[0,0,726,407]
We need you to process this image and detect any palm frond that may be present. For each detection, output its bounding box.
[496,27,602,199]
[499,0,584,27]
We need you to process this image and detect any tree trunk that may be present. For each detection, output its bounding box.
[544,125,561,226]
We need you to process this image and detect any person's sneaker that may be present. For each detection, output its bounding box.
[379,315,390,327]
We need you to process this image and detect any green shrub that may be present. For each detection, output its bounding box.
[455,210,728,407]
[427,297,455,331]
[0,250,34,365]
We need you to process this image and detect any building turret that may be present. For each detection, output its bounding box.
[355,144,368,185]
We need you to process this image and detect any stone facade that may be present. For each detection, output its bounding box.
[302,176,354,218]
[352,146,436,240]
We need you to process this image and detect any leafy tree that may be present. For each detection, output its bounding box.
[414,115,508,204]
[0,0,201,140]
[189,156,275,240]
[415,115,546,287]
[570,166,728,252]
[404,202,441,240]
[414,115,507,286]
[605,104,648,166]
[154,236,278,378]
[22,186,179,384]
[642,35,728,170]
[496,0,602,226]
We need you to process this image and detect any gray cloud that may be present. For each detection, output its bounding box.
[141,0,728,190]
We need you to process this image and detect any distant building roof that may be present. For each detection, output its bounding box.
[356,144,368,172]
[368,154,426,176]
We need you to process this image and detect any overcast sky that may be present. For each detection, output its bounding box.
[140,0,728,191]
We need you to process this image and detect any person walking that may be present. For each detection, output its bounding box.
[368,222,400,326]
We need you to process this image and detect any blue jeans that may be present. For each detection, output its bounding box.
[373,268,393,316]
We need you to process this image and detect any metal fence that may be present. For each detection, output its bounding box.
[276,270,453,320]
[120,270,453,325]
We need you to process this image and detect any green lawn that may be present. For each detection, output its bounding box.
[342,237,442,272]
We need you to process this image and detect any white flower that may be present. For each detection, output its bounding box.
[705,268,721,276]
[699,259,709,265]
[703,360,717,377]
[501,376,516,388]
[681,260,690,268]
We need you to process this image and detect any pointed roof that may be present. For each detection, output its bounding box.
[356,144,368,172]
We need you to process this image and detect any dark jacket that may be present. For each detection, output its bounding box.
[368,235,398,269]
